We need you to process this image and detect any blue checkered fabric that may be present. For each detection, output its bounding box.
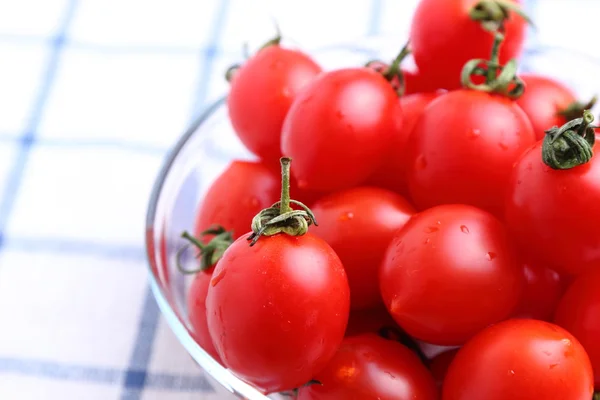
[0,0,595,398]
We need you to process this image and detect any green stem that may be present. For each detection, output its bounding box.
[382,42,410,82]
[225,26,281,83]
[177,227,234,274]
[247,158,317,246]
[470,0,534,33]
[557,96,598,122]
[279,157,292,214]
[486,31,503,84]
[542,110,596,170]
[593,391,600,400]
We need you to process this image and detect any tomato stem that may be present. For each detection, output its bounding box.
[366,42,410,96]
[460,31,525,99]
[224,26,282,83]
[177,226,234,274]
[542,110,596,170]
[470,0,533,33]
[557,96,598,122]
[593,391,600,400]
[247,158,318,246]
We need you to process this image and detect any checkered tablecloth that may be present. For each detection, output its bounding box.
[0,0,596,399]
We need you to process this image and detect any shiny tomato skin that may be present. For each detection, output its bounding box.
[188,267,222,363]
[369,92,443,195]
[410,0,527,90]
[206,233,350,393]
[516,74,577,140]
[407,90,535,217]
[505,141,600,275]
[281,68,402,192]
[442,319,594,400]
[227,46,322,162]
[380,204,524,346]
[554,268,600,387]
[512,262,566,321]
[311,187,415,310]
[297,334,438,400]
[194,161,279,240]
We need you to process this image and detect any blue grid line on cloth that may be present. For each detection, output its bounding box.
[0,0,79,248]
[3,236,146,262]
[0,357,212,391]
[367,0,383,36]
[0,134,169,156]
[120,0,232,398]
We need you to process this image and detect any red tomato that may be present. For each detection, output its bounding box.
[206,233,350,393]
[442,319,594,400]
[554,268,600,387]
[369,92,443,195]
[407,90,535,217]
[512,262,566,321]
[505,141,600,275]
[429,349,459,389]
[188,267,222,363]
[345,307,398,337]
[516,74,579,140]
[194,161,279,239]
[281,68,402,191]
[227,45,322,162]
[311,187,415,310]
[297,334,438,400]
[380,204,524,346]
[410,0,527,90]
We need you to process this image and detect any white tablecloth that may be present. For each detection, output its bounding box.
[0,0,596,398]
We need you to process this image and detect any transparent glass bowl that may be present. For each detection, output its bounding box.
[145,38,600,399]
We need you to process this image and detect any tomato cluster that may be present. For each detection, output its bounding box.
[178,0,600,398]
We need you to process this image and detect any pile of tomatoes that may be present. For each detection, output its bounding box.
[179,0,600,398]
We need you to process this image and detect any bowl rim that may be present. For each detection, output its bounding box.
[144,42,600,399]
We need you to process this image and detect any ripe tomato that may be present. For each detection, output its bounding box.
[380,204,524,346]
[345,307,397,337]
[297,334,438,400]
[206,233,350,393]
[188,267,222,363]
[311,187,415,310]
[554,268,600,387]
[428,349,459,389]
[369,91,444,195]
[227,45,322,162]
[516,74,581,140]
[442,319,594,400]
[407,90,535,217]
[505,141,600,275]
[281,68,402,191]
[512,262,566,321]
[194,161,279,240]
[410,0,527,90]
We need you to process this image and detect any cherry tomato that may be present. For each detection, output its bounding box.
[194,161,279,240]
[369,92,443,195]
[516,74,579,140]
[505,141,600,275]
[188,267,222,363]
[281,68,402,191]
[554,268,600,388]
[407,90,535,217]
[442,319,594,400]
[380,204,524,346]
[297,334,438,400]
[345,307,398,337]
[428,349,459,389]
[206,233,350,393]
[227,45,322,162]
[311,187,415,310]
[410,0,527,90]
[512,262,566,321]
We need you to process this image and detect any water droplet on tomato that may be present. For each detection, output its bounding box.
[282,87,291,98]
[424,238,431,244]
[280,320,292,332]
[549,363,559,369]
[426,226,439,233]
[468,129,481,139]
[297,179,308,189]
[486,252,498,261]
[509,370,515,375]
[249,196,259,207]
[517,179,522,184]
[339,211,354,221]
[211,269,226,287]
[415,154,427,170]
[498,142,509,150]
[460,225,469,234]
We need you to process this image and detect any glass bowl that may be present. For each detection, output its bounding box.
[145,38,600,399]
